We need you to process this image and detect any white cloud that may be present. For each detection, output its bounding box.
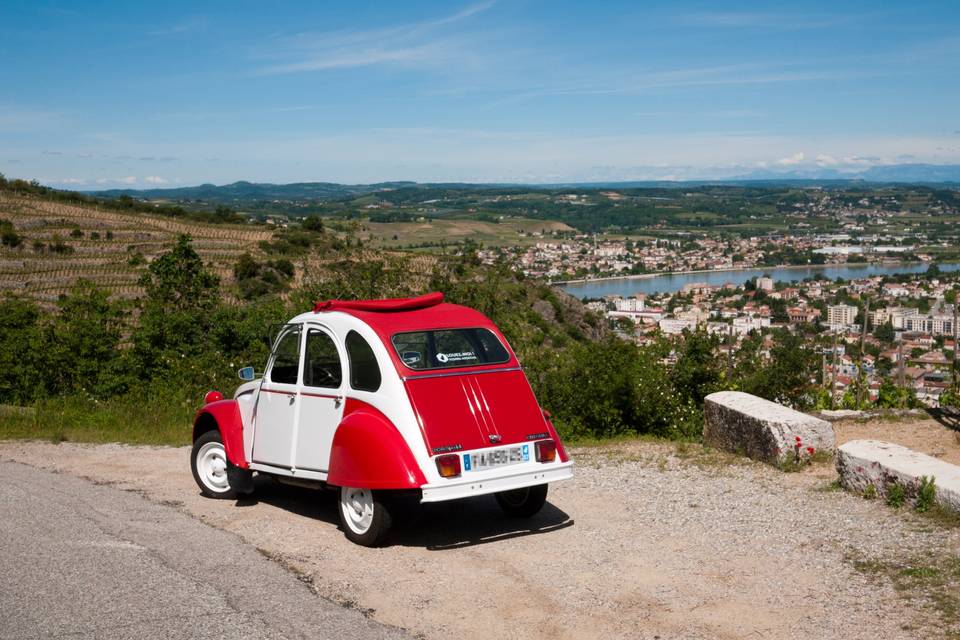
[60,178,86,184]
[95,176,137,185]
[815,154,838,166]
[144,175,168,184]
[256,1,496,75]
[776,152,805,166]
[149,17,208,37]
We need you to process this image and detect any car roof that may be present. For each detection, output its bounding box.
[302,293,519,374]
[315,293,496,334]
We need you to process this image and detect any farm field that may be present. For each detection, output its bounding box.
[360,217,575,248]
[0,193,275,305]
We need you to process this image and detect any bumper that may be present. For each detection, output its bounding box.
[419,461,574,503]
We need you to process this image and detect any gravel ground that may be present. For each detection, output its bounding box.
[1,439,958,640]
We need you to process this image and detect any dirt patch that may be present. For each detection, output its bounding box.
[834,416,960,466]
[2,439,959,639]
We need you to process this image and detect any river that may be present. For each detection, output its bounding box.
[557,262,960,299]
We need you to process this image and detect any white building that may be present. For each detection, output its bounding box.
[733,315,771,334]
[658,318,698,335]
[872,305,956,336]
[613,295,645,312]
[757,276,775,292]
[827,304,858,328]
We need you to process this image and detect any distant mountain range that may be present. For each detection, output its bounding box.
[729,163,960,183]
[91,180,420,202]
[87,164,960,202]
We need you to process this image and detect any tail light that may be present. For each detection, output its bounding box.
[535,439,557,463]
[436,454,461,478]
[204,390,224,404]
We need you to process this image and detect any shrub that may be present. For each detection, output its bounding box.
[887,482,906,508]
[916,476,937,513]
[0,219,22,247]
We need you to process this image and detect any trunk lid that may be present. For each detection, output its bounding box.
[405,369,549,455]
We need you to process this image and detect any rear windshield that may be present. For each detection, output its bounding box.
[391,328,510,371]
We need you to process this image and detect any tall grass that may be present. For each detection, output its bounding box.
[0,394,195,446]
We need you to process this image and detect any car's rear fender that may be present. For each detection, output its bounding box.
[542,413,569,463]
[193,399,249,469]
[327,398,426,490]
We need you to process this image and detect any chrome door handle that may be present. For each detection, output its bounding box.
[288,395,295,405]
[335,395,344,408]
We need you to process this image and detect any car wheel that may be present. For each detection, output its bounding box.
[191,430,238,499]
[338,486,392,547]
[495,484,548,518]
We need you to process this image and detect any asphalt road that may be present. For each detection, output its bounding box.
[0,461,410,640]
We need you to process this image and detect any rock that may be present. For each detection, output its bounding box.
[817,409,865,421]
[703,391,835,466]
[836,439,960,512]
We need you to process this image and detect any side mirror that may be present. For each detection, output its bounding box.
[237,366,256,381]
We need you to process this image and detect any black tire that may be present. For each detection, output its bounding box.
[191,430,238,500]
[338,486,393,547]
[495,484,548,518]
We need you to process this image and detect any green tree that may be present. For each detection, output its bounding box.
[47,281,125,396]
[672,329,724,404]
[0,296,49,403]
[742,331,819,408]
[873,320,895,344]
[302,217,325,233]
[131,235,220,377]
[877,378,920,409]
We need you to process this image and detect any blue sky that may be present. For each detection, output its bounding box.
[2,0,959,187]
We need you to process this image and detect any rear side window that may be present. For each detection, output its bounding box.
[346,330,381,392]
[391,328,510,370]
[303,328,342,389]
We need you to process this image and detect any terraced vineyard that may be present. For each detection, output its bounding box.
[0,193,276,305]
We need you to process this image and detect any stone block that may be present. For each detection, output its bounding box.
[837,439,960,512]
[703,391,835,466]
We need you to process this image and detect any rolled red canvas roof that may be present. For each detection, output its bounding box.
[313,291,444,313]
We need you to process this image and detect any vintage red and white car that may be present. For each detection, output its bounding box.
[190,292,573,546]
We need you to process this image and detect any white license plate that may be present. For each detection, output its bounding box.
[464,445,530,472]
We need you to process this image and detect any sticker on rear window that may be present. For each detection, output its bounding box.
[436,351,475,364]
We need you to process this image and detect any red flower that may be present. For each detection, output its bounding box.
[806,447,815,455]
[795,436,802,443]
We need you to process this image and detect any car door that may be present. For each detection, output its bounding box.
[252,324,302,468]
[294,325,346,474]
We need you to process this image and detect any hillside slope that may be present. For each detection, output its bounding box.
[0,192,274,304]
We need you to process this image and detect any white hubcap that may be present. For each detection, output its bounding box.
[340,487,374,534]
[197,442,230,493]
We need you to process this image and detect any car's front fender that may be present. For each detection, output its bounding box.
[327,399,426,490]
[193,399,249,469]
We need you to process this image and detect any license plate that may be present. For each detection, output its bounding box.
[463,445,529,472]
